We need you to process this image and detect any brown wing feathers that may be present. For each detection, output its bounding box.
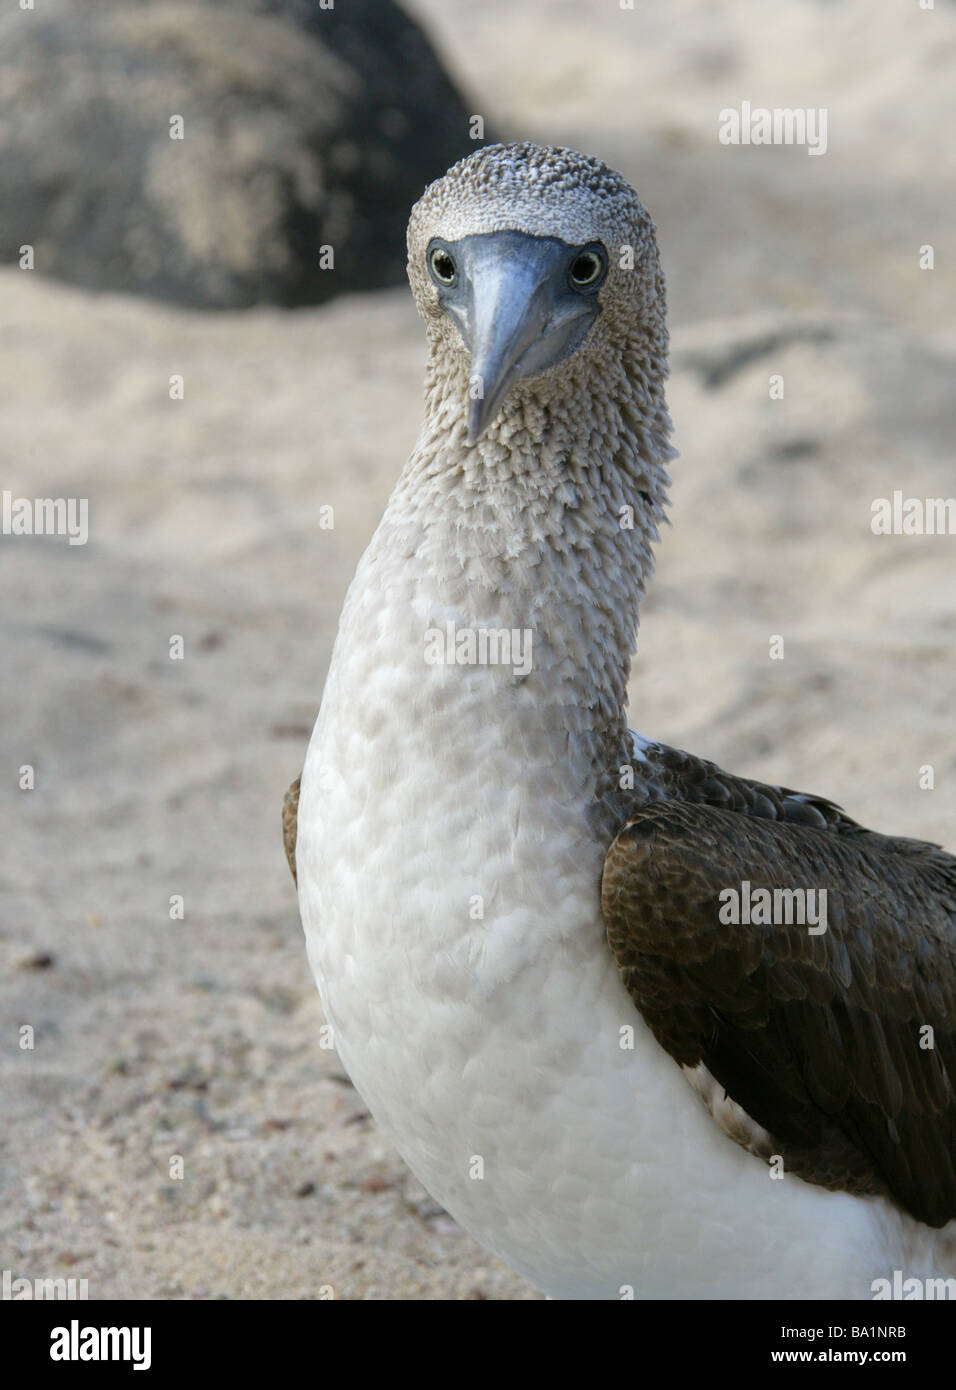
[283,776,300,884]
[602,746,956,1226]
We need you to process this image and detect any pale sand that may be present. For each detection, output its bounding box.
[1,0,953,1299]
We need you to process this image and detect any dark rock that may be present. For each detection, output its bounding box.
[17,950,55,970]
[0,0,489,307]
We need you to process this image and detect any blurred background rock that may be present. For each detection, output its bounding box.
[0,0,489,306]
[1,0,953,1301]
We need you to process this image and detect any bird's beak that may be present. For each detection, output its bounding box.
[463,239,561,443]
[440,233,601,443]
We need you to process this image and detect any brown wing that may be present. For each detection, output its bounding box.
[602,742,956,1227]
[283,777,300,885]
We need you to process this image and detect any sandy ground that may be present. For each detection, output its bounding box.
[1,0,954,1299]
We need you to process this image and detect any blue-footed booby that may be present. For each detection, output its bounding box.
[284,142,956,1299]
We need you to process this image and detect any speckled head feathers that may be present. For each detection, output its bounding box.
[408,141,651,250]
[406,142,668,417]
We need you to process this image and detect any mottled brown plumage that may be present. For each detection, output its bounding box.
[602,740,956,1227]
[282,776,300,885]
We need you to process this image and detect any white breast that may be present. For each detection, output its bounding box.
[296,529,917,1300]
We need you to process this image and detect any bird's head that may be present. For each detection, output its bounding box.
[407,142,666,443]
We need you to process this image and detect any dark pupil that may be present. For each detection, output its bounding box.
[433,252,454,281]
[571,253,598,283]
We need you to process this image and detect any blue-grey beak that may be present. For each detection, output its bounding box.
[428,231,605,443]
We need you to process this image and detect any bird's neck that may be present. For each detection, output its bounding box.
[361,345,673,819]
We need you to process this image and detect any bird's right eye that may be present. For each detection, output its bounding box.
[429,247,457,285]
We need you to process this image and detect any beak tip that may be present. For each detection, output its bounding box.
[466,399,485,446]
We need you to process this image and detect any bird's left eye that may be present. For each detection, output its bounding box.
[569,248,606,289]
